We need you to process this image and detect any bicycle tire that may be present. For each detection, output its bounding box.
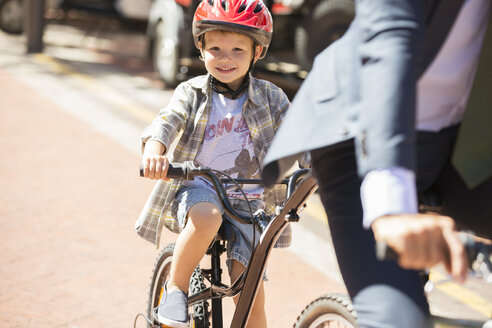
[295,0,354,70]
[293,293,358,328]
[152,19,181,88]
[0,0,24,35]
[146,242,210,328]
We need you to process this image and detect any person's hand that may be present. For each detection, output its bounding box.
[142,155,170,180]
[372,214,468,282]
[141,140,169,180]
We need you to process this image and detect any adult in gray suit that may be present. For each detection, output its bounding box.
[263,0,491,326]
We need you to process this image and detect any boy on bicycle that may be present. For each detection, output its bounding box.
[137,0,303,326]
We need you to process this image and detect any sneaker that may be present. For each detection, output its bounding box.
[156,281,189,328]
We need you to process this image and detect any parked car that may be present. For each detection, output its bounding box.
[0,0,151,35]
[146,0,354,88]
[0,0,55,34]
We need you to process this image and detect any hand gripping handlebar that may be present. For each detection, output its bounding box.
[139,161,210,180]
[376,233,486,263]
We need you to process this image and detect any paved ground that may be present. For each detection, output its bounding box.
[0,61,346,328]
[1,11,491,328]
[0,19,344,328]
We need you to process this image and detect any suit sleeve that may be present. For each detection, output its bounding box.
[354,0,426,177]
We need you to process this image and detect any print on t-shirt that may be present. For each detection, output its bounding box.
[191,92,264,200]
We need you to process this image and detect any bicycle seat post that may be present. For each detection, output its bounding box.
[209,240,224,328]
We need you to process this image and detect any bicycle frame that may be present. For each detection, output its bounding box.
[184,168,318,328]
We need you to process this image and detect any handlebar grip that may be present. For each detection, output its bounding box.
[139,161,202,180]
[375,233,483,262]
[139,163,186,178]
[375,241,399,261]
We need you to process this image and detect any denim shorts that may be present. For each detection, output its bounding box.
[171,186,266,278]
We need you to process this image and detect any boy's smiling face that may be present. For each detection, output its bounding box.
[200,30,262,91]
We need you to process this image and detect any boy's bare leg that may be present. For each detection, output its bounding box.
[168,202,222,292]
[230,259,267,328]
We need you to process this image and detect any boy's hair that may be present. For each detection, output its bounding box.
[192,0,273,59]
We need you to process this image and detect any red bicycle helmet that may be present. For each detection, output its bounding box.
[193,0,273,58]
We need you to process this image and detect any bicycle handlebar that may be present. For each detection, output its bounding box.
[140,161,252,224]
[376,234,476,261]
[139,161,210,180]
[376,188,492,276]
[376,233,492,272]
[139,161,309,227]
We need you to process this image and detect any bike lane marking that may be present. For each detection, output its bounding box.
[33,53,157,124]
[430,270,492,318]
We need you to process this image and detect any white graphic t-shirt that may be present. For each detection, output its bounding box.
[187,92,264,201]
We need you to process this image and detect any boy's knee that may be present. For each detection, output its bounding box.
[188,202,222,231]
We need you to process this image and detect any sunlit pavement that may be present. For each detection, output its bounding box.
[1,13,490,327]
[0,18,344,328]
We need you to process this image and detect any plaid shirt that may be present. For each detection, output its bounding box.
[135,74,298,247]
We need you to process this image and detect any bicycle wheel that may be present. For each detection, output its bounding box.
[294,293,358,328]
[147,242,210,328]
[295,0,354,70]
[0,0,23,34]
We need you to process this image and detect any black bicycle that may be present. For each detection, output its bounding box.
[295,188,492,328]
[134,161,357,328]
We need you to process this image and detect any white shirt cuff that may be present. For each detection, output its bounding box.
[360,167,418,229]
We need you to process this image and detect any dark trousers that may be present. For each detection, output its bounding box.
[310,125,492,328]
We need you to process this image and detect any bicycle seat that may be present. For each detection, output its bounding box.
[205,224,232,254]
[216,223,233,241]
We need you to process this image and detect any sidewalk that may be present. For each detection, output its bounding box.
[0,69,344,327]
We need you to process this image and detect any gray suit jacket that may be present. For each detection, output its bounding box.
[263,0,466,186]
